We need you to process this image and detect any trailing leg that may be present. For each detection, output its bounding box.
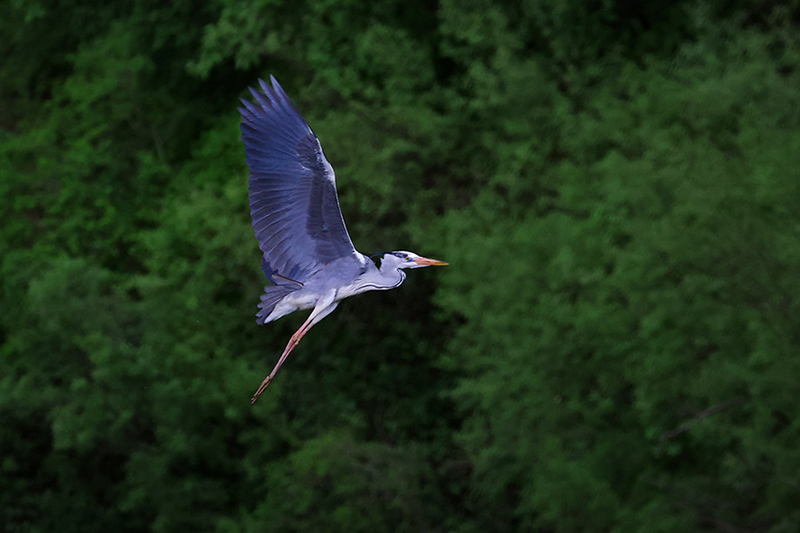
[251,295,339,403]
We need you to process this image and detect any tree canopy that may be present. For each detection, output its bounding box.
[2,0,800,531]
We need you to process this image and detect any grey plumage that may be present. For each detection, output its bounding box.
[240,76,356,283]
[240,76,448,403]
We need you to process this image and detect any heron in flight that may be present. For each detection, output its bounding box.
[239,76,448,403]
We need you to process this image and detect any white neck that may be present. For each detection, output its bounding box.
[352,260,406,294]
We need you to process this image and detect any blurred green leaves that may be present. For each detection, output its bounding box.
[2,0,800,531]
[435,17,800,531]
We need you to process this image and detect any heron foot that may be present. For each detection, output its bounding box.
[251,376,272,404]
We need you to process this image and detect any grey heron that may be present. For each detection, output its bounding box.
[239,76,448,403]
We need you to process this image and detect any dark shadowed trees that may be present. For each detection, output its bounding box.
[2,0,799,531]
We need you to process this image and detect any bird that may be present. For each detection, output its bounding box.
[239,76,448,404]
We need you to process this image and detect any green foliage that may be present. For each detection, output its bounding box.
[225,430,443,533]
[434,18,800,532]
[2,0,800,531]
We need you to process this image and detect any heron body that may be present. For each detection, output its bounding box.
[239,76,447,403]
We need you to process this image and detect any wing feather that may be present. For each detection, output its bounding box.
[240,76,359,282]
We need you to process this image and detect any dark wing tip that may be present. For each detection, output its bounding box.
[269,75,287,99]
[241,75,310,134]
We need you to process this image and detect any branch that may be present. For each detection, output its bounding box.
[660,396,749,441]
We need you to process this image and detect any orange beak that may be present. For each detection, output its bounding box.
[413,256,449,266]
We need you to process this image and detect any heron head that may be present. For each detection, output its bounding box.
[378,251,448,270]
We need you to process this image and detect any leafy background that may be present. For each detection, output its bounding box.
[2,0,800,531]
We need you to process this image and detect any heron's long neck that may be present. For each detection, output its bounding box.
[356,262,406,292]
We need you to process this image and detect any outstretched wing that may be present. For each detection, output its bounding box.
[239,76,358,283]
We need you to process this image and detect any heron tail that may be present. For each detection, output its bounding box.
[256,284,299,324]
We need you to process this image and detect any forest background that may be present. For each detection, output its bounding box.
[2,0,800,531]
